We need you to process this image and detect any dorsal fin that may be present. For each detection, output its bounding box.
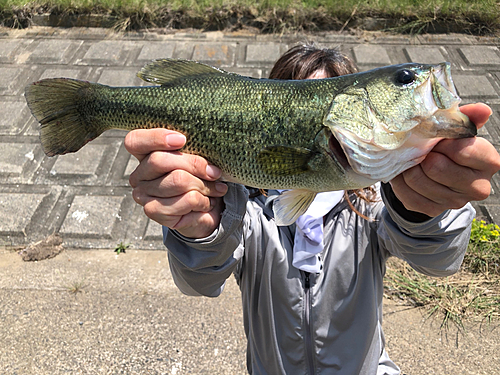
[137,59,235,85]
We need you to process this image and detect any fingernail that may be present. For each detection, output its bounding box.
[206,164,221,179]
[165,133,186,148]
[216,182,228,193]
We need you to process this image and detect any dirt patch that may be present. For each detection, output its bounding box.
[18,233,64,261]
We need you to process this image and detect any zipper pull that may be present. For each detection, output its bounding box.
[304,272,310,289]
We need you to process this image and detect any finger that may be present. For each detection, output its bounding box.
[459,103,492,130]
[129,150,222,187]
[390,174,450,217]
[399,163,471,208]
[173,205,225,238]
[124,129,186,162]
[149,209,223,239]
[133,170,228,199]
[418,151,490,199]
[431,137,500,173]
[141,195,223,238]
[139,191,216,217]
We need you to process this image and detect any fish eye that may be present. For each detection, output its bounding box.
[395,69,416,85]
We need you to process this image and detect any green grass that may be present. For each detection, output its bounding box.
[465,219,500,276]
[385,218,500,329]
[0,0,499,34]
[114,241,130,254]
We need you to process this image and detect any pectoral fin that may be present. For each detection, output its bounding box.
[273,190,317,226]
[258,146,314,176]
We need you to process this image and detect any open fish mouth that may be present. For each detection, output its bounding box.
[327,62,477,183]
[415,62,476,139]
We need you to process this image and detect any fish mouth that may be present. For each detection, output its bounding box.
[414,62,476,138]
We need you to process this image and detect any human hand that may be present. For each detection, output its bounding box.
[390,103,500,217]
[125,129,228,239]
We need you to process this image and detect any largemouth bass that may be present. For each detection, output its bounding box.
[25,59,476,225]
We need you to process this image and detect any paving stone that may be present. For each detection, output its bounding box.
[0,101,29,135]
[77,41,135,66]
[0,39,28,63]
[482,204,500,224]
[174,43,195,60]
[60,195,125,238]
[477,123,494,143]
[226,67,263,78]
[459,46,500,66]
[40,68,88,80]
[0,143,37,175]
[97,68,144,86]
[192,43,236,66]
[352,45,391,65]
[452,75,498,99]
[245,43,282,63]
[136,42,175,63]
[0,193,46,235]
[486,108,500,145]
[50,145,106,176]
[144,219,164,241]
[0,67,24,95]
[404,46,447,64]
[3,30,500,248]
[28,40,83,64]
[124,155,139,177]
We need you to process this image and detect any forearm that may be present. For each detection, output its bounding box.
[379,183,475,277]
[164,183,248,296]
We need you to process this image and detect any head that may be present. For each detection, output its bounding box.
[269,44,358,80]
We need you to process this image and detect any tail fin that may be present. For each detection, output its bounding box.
[25,78,103,156]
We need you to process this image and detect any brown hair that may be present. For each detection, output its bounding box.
[267,44,377,218]
[269,44,358,80]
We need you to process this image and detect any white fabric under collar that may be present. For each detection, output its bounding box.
[292,191,344,273]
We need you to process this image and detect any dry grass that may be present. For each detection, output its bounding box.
[0,0,499,34]
[385,220,500,329]
[385,259,500,329]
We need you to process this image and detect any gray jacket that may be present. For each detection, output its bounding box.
[164,183,474,375]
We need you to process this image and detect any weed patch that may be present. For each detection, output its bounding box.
[385,218,500,329]
[0,1,499,34]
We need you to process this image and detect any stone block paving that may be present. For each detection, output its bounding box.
[0,27,499,250]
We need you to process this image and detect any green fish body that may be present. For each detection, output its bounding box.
[25,59,476,225]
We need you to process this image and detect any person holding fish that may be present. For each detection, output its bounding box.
[125,48,500,374]
[26,44,500,374]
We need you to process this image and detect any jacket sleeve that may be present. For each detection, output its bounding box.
[163,183,248,297]
[377,183,475,277]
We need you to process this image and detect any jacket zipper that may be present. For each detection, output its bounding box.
[303,271,315,375]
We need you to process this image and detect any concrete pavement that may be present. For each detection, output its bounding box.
[1,248,499,374]
[0,248,247,374]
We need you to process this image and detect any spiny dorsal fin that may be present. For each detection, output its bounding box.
[137,59,236,85]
